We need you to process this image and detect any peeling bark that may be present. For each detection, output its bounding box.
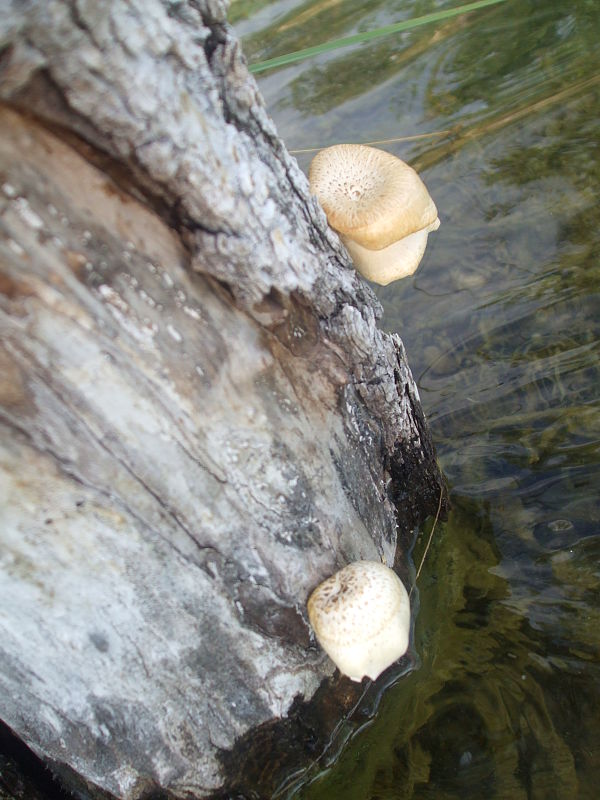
[0,2,447,798]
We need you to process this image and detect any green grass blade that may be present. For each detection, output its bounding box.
[248,0,508,74]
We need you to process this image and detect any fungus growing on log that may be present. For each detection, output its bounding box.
[307,561,411,681]
[309,143,440,285]
[0,3,447,796]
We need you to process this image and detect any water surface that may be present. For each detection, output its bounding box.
[235,1,600,796]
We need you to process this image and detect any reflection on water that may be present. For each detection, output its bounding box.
[236,0,600,796]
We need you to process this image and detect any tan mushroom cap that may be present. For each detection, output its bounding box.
[309,143,439,251]
[307,560,410,682]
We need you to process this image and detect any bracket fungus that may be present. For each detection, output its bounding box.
[307,561,410,682]
[309,143,440,285]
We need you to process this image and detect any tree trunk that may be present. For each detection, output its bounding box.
[0,2,446,798]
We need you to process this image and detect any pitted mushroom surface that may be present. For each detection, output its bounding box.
[307,560,411,681]
[309,143,440,285]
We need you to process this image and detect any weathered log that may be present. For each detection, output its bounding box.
[0,2,446,798]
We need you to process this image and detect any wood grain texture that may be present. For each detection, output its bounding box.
[0,2,446,797]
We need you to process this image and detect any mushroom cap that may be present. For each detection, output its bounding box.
[307,560,410,682]
[342,217,440,286]
[309,143,438,251]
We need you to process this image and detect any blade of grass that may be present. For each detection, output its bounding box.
[248,0,508,74]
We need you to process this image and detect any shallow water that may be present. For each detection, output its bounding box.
[235,0,600,796]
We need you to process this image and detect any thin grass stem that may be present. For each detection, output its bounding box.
[249,0,508,74]
[289,129,453,154]
[410,484,444,598]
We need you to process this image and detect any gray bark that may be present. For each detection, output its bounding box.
[0,2,446,798]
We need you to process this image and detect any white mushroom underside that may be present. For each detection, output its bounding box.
[342,218,440,286]
[318,611,410,682]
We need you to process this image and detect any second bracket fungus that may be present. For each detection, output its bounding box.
[309,143,440,285]
[307,561,411,682]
